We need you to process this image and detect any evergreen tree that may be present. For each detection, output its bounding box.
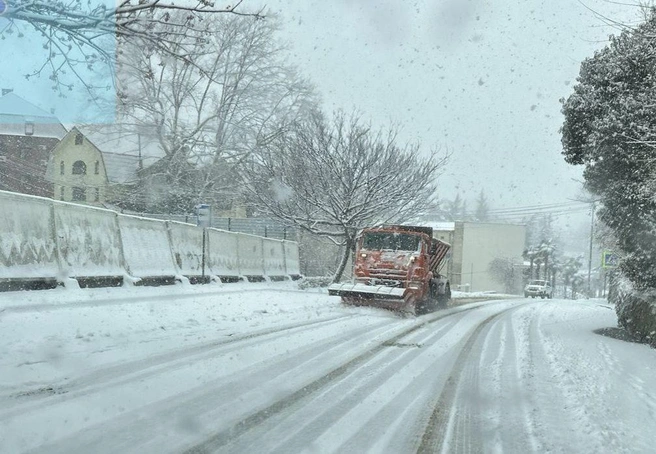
[475,190,490,222]
[562,10,656,290]
[447,194,463,221]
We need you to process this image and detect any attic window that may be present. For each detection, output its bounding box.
[75,133,84,145]
[94,161,99,175]
[25,120,34,136]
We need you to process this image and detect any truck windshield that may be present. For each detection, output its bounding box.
[529,280,547,286]
[362,232,421,252]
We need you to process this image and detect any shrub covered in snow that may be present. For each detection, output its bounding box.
[609,271,656,347]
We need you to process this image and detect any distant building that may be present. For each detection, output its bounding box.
[426,221,526,293]
[0,90,67,197]
[47,125,162,207]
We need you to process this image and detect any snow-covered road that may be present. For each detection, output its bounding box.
[1,284,655,453]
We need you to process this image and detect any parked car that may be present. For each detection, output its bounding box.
[524,280,553,299]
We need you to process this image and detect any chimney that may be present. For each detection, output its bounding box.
[2,88,13,96]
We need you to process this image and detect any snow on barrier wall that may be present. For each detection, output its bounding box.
[283,240,301,277]
[206,229,240,277]
[117,215,178,278]
[237,233,265,277]
[262,238,287,277]
[0,191,59,279]
[167,221,205,277]
[53,202,124,278]
[0,190,302,284]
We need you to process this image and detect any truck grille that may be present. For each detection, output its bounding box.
[368,268,406,279]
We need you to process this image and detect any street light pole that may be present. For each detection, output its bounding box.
[587,201,596,297]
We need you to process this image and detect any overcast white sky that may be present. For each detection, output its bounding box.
[255,0,643,219]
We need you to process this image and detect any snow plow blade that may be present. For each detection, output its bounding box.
[328,283,415,314]
[328,283,406,300]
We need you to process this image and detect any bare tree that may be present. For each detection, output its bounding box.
[1,0,262,96]
[116,13,316,213]
[488,257,520,294]
[243,111,449,282]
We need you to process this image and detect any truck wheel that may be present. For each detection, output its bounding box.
[436,283,450,309]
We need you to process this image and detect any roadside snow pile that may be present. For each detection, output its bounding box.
[297,276,334,289]
[610,272,656,348]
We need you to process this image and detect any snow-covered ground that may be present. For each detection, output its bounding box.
[0,283,655,453]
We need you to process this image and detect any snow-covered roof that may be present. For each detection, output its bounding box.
[101,152,159,184]
[74,124,165,184]
[102,152,142,184]
[416,221,455,231]
[0,93,67,139]
[0,93,57,119]
[76,124,163,159]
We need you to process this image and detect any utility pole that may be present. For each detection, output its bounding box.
[587,201,596,297]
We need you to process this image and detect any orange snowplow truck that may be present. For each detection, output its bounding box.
[328,225,451,315]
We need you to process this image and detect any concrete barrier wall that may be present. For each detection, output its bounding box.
[117,214,178,278]
[0,190,301,284]
[53,202,124,277]
[206,228,240,277]
[283,240,301,277]
[237,234,265,277]
[263,238,287,277]
[167,221,205,276]
[0,191,59,279]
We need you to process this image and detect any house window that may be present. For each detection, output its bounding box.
[60,161,65,175]
[25,121,34,136]
[95,188,100,202]
[94,161,99,175]
[72,187,86,202]
[75,133,84,145]
[72,160,86,175]
[60,186,64,200]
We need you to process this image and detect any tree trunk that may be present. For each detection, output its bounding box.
[332,234,355,283]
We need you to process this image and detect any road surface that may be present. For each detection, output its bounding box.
[0,284,655,453]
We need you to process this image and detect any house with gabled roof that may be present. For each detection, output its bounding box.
[0,90,67,197]
[47,125,163,208]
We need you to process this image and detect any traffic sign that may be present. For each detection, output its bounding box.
[0,0,7,15]
[196,204,211,228]
[602,250,619,268]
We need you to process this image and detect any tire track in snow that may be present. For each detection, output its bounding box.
[230,312,472,454]
[17,315,404,454]
[182,302,516,454]
[417,303,530,454]
[0,312,359,420]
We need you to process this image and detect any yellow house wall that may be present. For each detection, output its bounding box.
[51,130,108,206]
